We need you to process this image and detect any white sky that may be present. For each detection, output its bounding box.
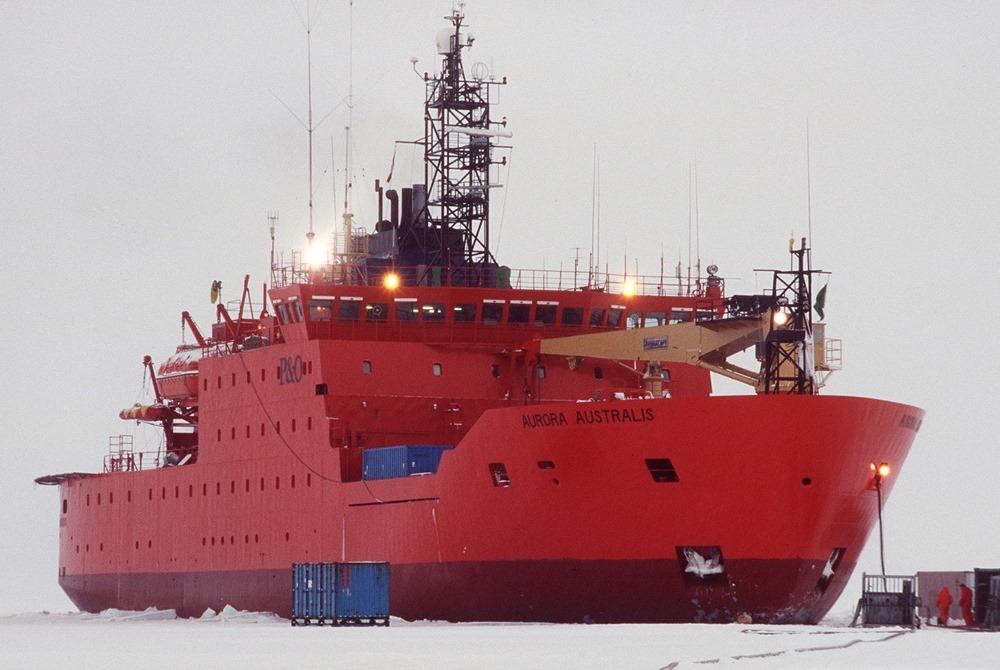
[1,0,998,614]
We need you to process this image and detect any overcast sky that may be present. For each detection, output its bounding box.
[2,0,998,614]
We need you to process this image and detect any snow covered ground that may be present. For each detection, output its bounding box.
[1,608,998,669]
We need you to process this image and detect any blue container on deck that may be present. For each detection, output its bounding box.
[292,561,390,626]
[362,445,451,480]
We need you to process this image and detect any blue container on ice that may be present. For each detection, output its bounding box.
[334,562,390,621]
[292,562,390,625]
[362,444,452,480]
[292,563,336,621]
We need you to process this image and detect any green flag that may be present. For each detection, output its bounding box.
[814,284,828,320]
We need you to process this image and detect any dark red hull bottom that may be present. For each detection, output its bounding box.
[62,558,852,624]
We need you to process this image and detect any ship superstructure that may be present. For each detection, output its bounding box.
[37,10,922,624]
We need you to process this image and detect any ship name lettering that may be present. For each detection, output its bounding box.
[574,407,654,425]
[278,355,304,385]
[521,412,569,429]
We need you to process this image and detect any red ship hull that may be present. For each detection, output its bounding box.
[55,394,921,623]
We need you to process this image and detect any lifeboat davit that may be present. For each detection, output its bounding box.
[157,346,201,402]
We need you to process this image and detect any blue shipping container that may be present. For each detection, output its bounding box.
[362,444,452,480]
[292,563,335,621]
[292,562,390,625]
[335,562,391,621]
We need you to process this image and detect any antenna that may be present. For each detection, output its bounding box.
[695,163,701,295]
[306,11,315,247]
[806,117,813,249]
[590,145,597,286]
[268,211,279,286]
[687,163,692,296]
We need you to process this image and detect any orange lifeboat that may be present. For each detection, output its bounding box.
[157,346,201,402]
[119,403,176,422]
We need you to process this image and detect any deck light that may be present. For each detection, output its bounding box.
[877,462,891,479]
[773,310,790,326]
[621,279,636,297]
[304,240,327,268]
[383,272,400,290]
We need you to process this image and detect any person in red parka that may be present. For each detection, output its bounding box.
[936,585,953,626]
[959,583,975,627]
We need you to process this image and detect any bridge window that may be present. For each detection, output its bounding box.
[589,308,605,327]
[535,303,557,325]
[482,300,504,324]
[291,301,304,322]
[422,303,446,322]
[644,311,667,327]
[276,303,289,325]
[627,311,642,329]
[561,306,583,325]
[537,365,546,379]
[339,297,362,320]
[62,499,67,514]
[432,362,443,376]
[395,298,419,322]
[508,301,531,324]
[669,309,692,324]
[608,307,624,328]
[454,303,476,322]
[307,299,334,321]
[365,302,388,322]
[362,360,372,375]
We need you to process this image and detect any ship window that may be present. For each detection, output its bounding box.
[246,371,251,384]
[245,479,250,493]
[670,309,692,324]
[365,302,388,322]
[254,534,259,543]
[489,462,511,487]
[261,368,266,382]
[260,477,265,491]
[217,376,222,389]
[110,491,116,504]
[97,493,101,505]
[482,301,504,324]
[231,481,235,494]
[491,364,500,378]
[316,383,328,395]
[454,303,476,322]
[339,299,361,321]
[433,362,443,376]
[395,300,419,322]
[148,488,152,501]
[292,419,296,432]
[423,303,446,321]
[589,308,605,327]
[202,538,206,546]
[627,311,642,329]
[216,429,221,442]
[276,421,281,434]
[307,473,312,487]
[216,482,221,495]
[188,485,193,497]
[307,416,312,430]
[276,303,289,325]
[594,367,604,379]
[537,460,555,469]
[508,302,530,324]
[535,304,557,325]
[62,499,67,514]
[202,483,207,496]
[561,307,584,325]
[292,301,304,322]
[245,535,249,544]
[211,537,215,546]
[537,365,546,379]
[308,299,334,321]
[644,311,667,327]
[261,423,265,436]
[245,425,250,439]
[285,532,290,542]
[231,372,236,386]
[231,427,236,440]
[608,308,624,328]
[275,476,280,490]
[174,486,179,498]
[203,378,208,391]
[362,360,372,375]
[645,458,679,483]
[128,490,132,502]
